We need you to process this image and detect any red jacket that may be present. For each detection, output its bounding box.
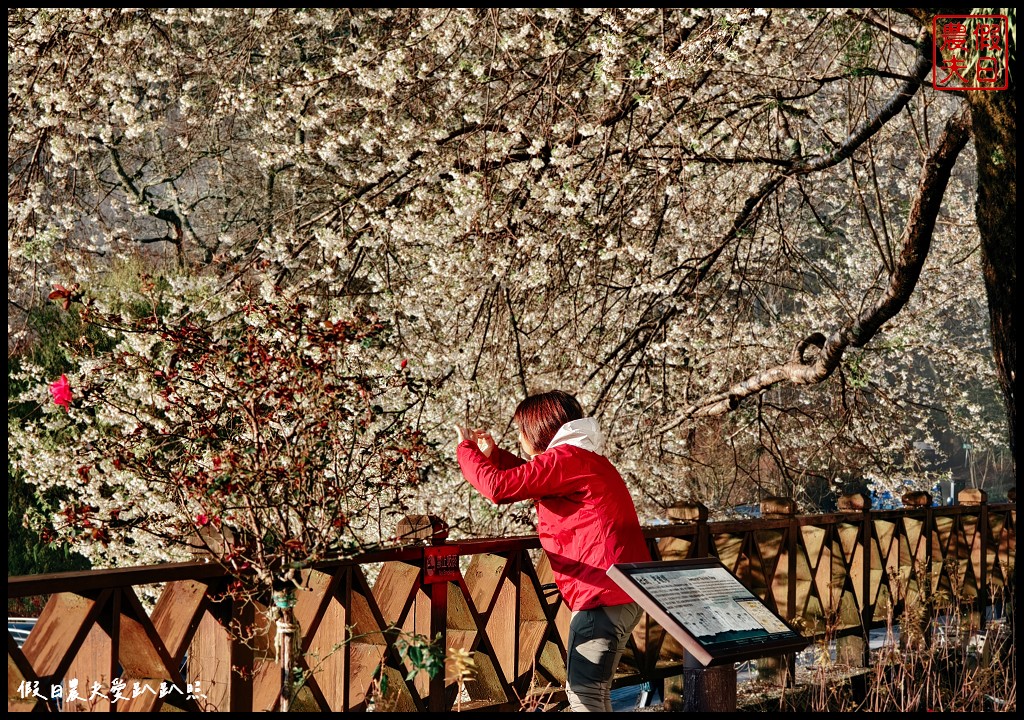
[457,440,651,611]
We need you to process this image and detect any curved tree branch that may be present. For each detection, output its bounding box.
[659,104,971,433]
[589,32,934,415]
[98,138,184,237]
[795,34,932,174]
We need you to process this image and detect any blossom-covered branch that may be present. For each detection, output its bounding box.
[661,106,971,430]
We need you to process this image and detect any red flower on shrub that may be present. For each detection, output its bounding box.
[49,374,72,411]
[47,283,77,311]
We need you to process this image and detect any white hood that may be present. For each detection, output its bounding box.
[546,417,605,455]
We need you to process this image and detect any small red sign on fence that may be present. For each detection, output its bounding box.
[423,545,460,584]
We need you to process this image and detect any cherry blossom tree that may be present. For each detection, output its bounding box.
[8,9,1014,563]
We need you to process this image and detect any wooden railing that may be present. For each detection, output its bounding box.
[7,496,1016,712]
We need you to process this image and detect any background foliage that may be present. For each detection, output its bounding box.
[7,8,1014,572]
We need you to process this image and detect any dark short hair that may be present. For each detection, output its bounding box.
[513,390,584,453]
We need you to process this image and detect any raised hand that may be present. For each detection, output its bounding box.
[473,428,496,458]
[455,425,475,445]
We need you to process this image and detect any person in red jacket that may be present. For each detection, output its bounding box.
[455,389,651,712]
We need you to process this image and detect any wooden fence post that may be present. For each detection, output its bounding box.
[837,492,871,668]
[396,515,451,712]
[900,491,934,652]
[958,489,989,635]
[755,496,797,688]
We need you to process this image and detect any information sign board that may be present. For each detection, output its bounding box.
[607,557,808,666]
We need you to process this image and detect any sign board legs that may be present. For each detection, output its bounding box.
[681,657,737,712]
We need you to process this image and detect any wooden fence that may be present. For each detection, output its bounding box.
[7,494,1016,712]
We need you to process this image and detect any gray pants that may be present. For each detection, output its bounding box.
[565,602,644,712]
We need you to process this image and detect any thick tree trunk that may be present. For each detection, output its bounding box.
[903,6,1018,478]
[967,88,1017,478]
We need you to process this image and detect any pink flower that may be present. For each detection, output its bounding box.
[195,513,210,528]
[49,375,72,411]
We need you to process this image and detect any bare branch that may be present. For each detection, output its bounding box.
[659,105,971,432]
[96,137,184,242]
[795,36,931,173]
[592,33,934,412]
[845,9,919,47]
